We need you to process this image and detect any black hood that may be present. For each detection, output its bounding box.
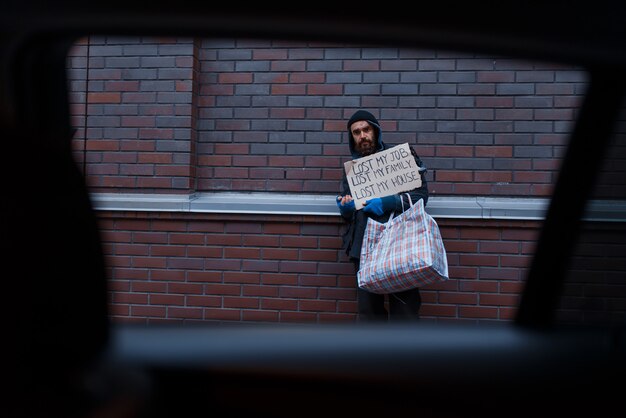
[347,109,385,158]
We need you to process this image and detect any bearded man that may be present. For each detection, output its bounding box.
[336,110,430,321]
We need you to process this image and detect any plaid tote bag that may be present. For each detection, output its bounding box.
[358,196,448,294]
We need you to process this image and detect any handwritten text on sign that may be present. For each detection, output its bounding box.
[344,143,422,210]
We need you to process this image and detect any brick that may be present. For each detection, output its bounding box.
[459,306,498,319]
[242,260,280,272]
[132,257,166,268]
[108,280,131,292]
[480,294,520,307]
[479,267,520,280]
[268,156,304,168]
[224,247,261,259]
[501,253,532,268]
[186,295,221,307]
[167,258,204,270]
[459,254,500,267]
[205,284,241,296]
[448,266,478,280]
[279,286,317,299]
[461,228,500,240]
[186,271,223,283]
[476,96,514,108]
[475,146,513,157]
[307,84,342,95]
[513,171,552,183]
[299,275,337,287]
[261,248,299,261]
[272,84,305,95]
[261,298,298,310]
[280,261,317,274]
[480,241,520,254]
[242,310,279,322]
[444,239,478,253]
[474,172,512,182]
[131,281,167,293]
[204,309,241,321]
[499,282,525,295]
[436,170,473,182]
[112,292,148,304]
[287,168,321,180]
[242,285,279,297]
[438,292,478,305]
[300,249,337,262]
[318,262,355,276]
[262,273,298,285]
[89,68,122,79]
[224,297,259,309]
[337,300,358,313]
[319,313,356,323]
[460,280,498,293]
[318,288,355,300]
[499,307,518,320]
[318,237,342,250]
[115,244,149,256]
[150,294,184,305]
[263,223,300,234]
[204,259,242,271]
[168,282,203,294]
[218,72,253,83]
[131,306,166,317]
[243,236,280,247]
[299,300,336,312]
[150,270,185,282]
[280,312,317,323]
[223,272,261,284]
[224,222,262,234]
[109,305,130,316]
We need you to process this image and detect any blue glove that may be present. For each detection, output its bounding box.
[336,196,355,216]
[362,196,396,216]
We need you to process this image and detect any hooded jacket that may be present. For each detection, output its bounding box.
[340,110,429,260]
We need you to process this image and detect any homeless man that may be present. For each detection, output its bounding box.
[336,109,429,321]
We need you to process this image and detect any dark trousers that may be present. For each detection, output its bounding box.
[353,260,422,321]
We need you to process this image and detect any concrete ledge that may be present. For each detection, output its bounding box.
[91,193,191,212]
[584,199,626,222]
[89,192,625,222]
[191,192,335,216]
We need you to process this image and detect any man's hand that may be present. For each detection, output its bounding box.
[336,195,355,216]
[362,195,396,216]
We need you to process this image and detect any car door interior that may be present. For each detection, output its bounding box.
[3,3,626,418]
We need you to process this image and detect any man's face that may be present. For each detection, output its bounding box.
[351,120,377,156]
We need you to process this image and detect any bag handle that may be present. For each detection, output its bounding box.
[387,193,414,225]
[401,193,413,212]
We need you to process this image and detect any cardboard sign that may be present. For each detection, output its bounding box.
[344,143,422,210]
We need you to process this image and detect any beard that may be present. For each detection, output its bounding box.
[356,138,376,156]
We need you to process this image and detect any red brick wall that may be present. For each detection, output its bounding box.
[67,36,587,198]
[98,211,540,324]
[557,222,626,325]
